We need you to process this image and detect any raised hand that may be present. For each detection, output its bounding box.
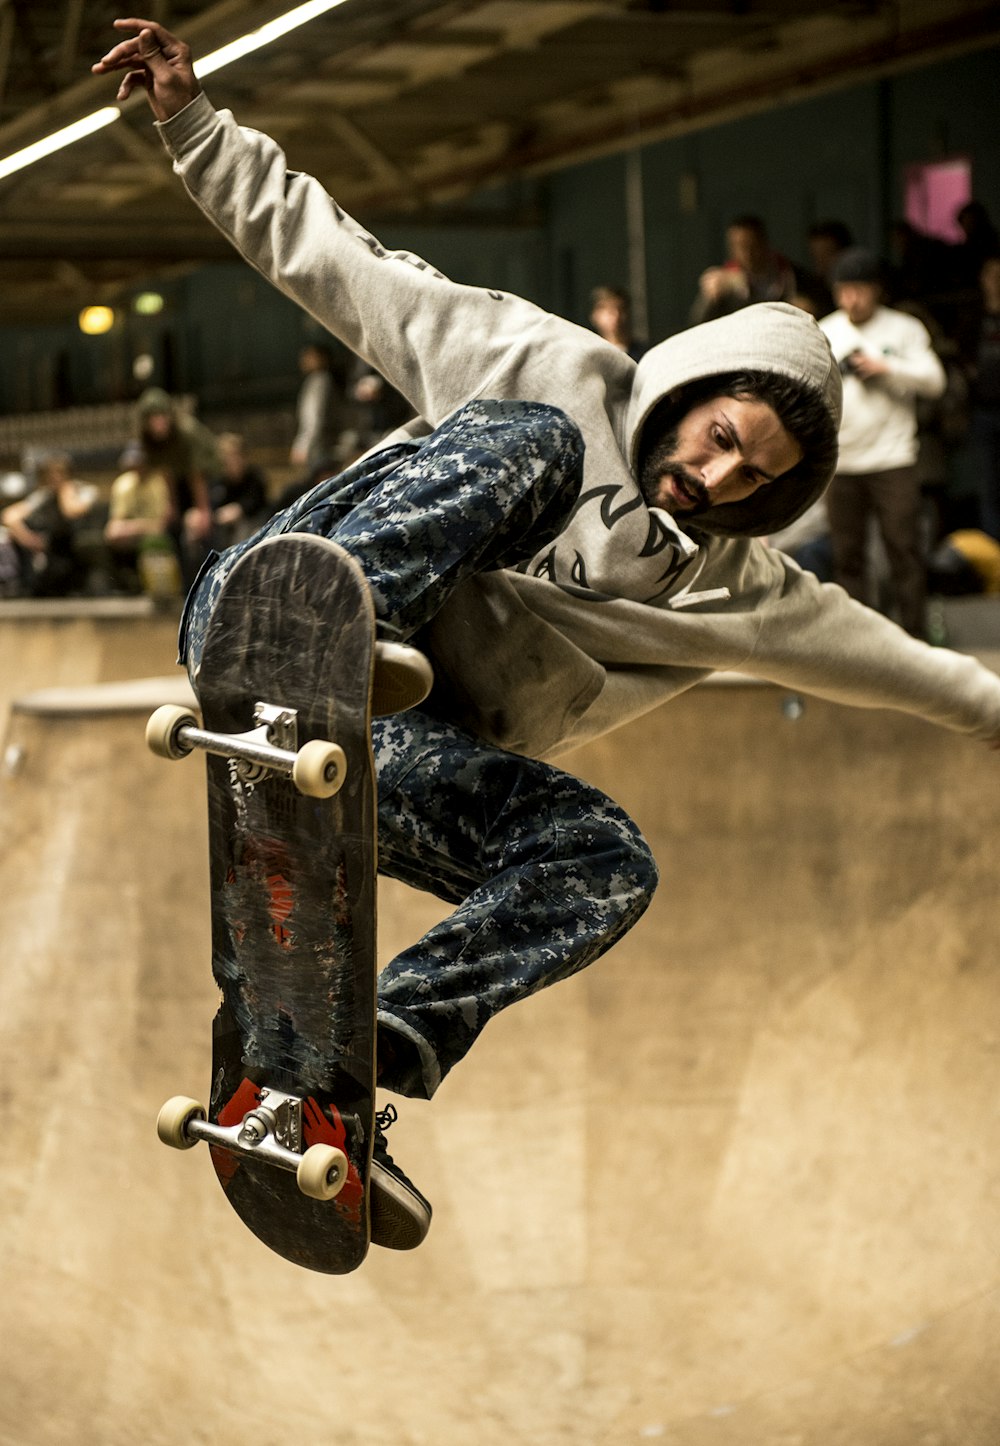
[92,18,200,122]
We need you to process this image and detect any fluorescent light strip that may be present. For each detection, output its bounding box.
[196,0,350,77]
[0,0,350,181]
[0,106,120,181]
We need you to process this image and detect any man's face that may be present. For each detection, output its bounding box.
[144,410,173,441]
[808,235,840,279]
[641,395,803,518]
[836,281,880,325]
[727,226,765,272]
[980,257,1000,308]
[592,298,627,338]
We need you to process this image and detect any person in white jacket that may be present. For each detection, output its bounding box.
[289,342,336,472]
[94,22,1000,1254]
[820,248,946,636]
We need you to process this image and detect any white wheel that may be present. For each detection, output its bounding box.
[292,739,346,798]
[297,1143,349,1200]
[157,1095,206,1150]
[146,704,197,761]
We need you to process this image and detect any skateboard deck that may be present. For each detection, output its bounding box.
[155,533,378,1273]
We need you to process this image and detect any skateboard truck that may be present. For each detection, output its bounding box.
[240,1087,302,1151]
[157,1089,350,1202]
[145,702,347,799]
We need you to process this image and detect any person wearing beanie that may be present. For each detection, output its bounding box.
[96,25,1000,1253]
[820,247,946,636]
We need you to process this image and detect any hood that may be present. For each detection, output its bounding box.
[626,302,842,537]
[137,386,174,419]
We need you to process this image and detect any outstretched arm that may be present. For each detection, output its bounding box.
[744,548,1000,750]
[92,20,556,429]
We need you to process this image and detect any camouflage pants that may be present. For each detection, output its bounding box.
[179,400,658,1100]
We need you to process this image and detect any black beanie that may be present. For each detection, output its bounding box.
[831,247,885,286]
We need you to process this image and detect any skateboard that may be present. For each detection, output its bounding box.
[148,533,378,1273]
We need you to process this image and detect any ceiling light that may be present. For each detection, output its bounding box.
[0,0,350,181]
[0,107,120,183]
[79,305,116,335]
[196,0,350,77]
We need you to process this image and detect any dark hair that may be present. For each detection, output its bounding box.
[591,285,631,311]
[831,246,885,288]
[301,341,334,365]
[728,214,767,238]
[639,369,836,495]
[808,219,853,250]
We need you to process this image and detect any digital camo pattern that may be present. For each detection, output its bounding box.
[180,397,658,1102]
[179,398,585,679]
[372,707,658,1099]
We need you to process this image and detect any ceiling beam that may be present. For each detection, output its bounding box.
[319,110,424,206]
[350,6,1000,210]
[0,2,13,108]
[0,219,236,261]
[57,0,87,85]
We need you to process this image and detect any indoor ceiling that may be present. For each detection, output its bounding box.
[0,0,997,323]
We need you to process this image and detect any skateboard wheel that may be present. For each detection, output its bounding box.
[157,1095,206,1150]
[146,704,197,761]
[292,739,347,798]
[297,1143,349,1201]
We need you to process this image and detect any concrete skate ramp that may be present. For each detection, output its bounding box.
[0,601,182,726]
[1,671,998,1445]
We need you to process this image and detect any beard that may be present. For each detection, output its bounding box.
[638,425,710,515]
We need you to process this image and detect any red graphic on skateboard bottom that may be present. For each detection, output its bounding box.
[211,1076,364,1219]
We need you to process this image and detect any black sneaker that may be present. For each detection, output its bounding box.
[369,1104,432,1250]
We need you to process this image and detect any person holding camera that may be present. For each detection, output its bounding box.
[819,248,946,637]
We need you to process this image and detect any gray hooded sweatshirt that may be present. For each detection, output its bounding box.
[157,95,1000,759]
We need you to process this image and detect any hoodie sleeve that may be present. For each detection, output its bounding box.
[156,94,548,425]
[742,548,1000,741]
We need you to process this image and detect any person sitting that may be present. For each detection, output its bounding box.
[105,443,179,595]
[1,451,100,597]
[203,432,269,546]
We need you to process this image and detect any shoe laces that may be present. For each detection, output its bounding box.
[375,1102,398,1154]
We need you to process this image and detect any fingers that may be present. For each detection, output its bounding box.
[93,17,198,119]
[113,16,174,44]
[114,68,152,104]
[92,18,183,73]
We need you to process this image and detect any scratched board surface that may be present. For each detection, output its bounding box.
[195,533,377,1273]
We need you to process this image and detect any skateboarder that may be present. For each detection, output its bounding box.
[95,23,1000,1252]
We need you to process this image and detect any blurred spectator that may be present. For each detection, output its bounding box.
[205,432,269,545]
[957,254,1000,540]
[0,451,102,597]
[953,201,1000,291]
[104,442,177,595]
[136,386,216,583]
[799,219,854,316]
[291,343,337,472]
[692,214,797,323]
[819,248,946,637]
[337,363,413,467]
[888,220,952,311]
[589,285,647,361]
[895,300,969,525]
